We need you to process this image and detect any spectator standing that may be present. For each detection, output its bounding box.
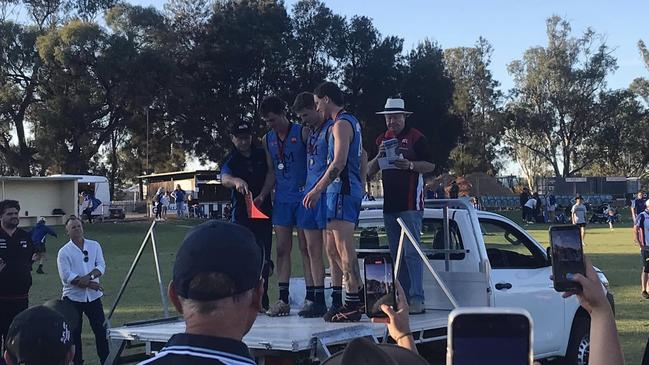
[547,193,557,222]
[56,217,109,365]
[161,192,170,219]
[153,187,164,221]
[572,196,588,244]
[30,216,58,274]
[172,185,186,218]
[0,200,38,354]
[634,200,649,299]
[368,97,435,315]
[434,183,445,199]
[519,187,530,221]
[138,221,262,364]
[223,202,232,221]
[632,191,646,222]
[449,181,459,199]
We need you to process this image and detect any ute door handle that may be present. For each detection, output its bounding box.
[495,282,512,290]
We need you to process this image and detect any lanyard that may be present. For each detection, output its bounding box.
[276,122,292,166]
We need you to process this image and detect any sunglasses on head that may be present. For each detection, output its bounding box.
[83,250,88,263]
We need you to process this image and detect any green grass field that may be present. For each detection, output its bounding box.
[28,210,648,364]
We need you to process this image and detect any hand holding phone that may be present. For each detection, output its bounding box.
[364,255,396,318]
[560,256,608,314]
[549,225,586,292]
[447,308,533,365]
[371,281,411,340]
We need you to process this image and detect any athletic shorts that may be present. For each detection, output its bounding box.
[641,250,649,273]
[272,201,308,228]
[326,193,362,224]
[576,223,587,228]
[34,243,46,253]
[301,194,327,230]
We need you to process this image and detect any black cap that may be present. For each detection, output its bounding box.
[5,305,73,365]
[173,220,262,301]
[231,122,252,136]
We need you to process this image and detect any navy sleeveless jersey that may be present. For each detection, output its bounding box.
[306,119,334,192]
[327,112,363,198]
[266,122,307,203]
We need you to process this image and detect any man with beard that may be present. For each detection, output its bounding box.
[0,200,39,353]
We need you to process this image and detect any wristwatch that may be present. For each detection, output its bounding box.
[90,274,96,280]
[409,162,414,171]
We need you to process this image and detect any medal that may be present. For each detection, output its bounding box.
[277,163,285,170]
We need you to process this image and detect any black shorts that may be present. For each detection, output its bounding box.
[34,244,46,253]
[641,250,649,273]
[576,223,587,228]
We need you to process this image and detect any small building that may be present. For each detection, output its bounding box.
[0,176,79,226]
[137,170,230,218]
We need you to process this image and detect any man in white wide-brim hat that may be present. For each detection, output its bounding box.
[368,97,435,315]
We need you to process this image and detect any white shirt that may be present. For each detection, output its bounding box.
[57,238,106,303]
[525,198,537,209]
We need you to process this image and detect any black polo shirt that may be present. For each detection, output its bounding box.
[374,126,432,213]
[0,227,35,298]
[139,333,256,365]
[221,146,272,223]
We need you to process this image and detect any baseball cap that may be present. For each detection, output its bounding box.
[173,220,262,301]
[230,122,252,136]
[5,305,73,365]
[321,337,428,365]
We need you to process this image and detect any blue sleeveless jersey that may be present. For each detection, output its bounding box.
[327,112,363,198]
[266,122,307,203]
[306,119,334,192]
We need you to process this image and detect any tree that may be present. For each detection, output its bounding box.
[582,90,649,177]
[630,40,649,104]
[0,21,39,175]
[170,0,293,164]
[401,40,462,175]
[505,16,619,177]
[289,0,344,92]
[336,16,404,151]
[445,37,504,176]
[0,0,117,176]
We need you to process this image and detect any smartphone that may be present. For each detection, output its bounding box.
[549,225,586,292]
[363,255,396,318]
[447,307,533,365]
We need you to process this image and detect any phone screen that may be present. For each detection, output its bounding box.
[451,313,531,365]
[364,256,396,318]
[550,226,585,291]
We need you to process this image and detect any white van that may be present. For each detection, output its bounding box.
[51,174,110,219]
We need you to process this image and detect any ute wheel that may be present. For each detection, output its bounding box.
[562,316,590,365]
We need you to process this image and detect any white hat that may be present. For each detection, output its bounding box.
[375,98,413,115]
[37,216,46,223]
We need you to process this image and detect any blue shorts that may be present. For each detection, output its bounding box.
[301,194,327,230]
[326,193,362,224]
[272,201,308,228]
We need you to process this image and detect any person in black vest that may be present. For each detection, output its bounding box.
[0,200,39,355]
[221,121,273,311]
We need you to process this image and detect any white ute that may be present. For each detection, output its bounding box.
[106,199,613,364]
